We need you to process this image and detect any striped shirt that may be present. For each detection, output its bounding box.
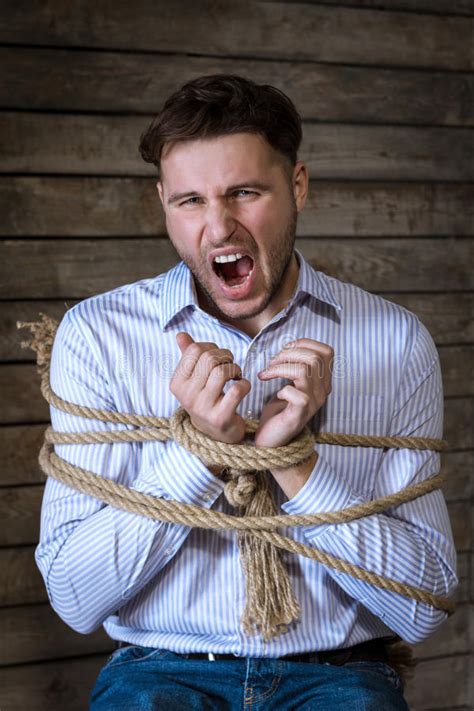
[36,248,457,654]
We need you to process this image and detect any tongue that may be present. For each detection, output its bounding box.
[220,255,253,282]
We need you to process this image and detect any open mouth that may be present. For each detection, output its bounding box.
[212,254,254,288]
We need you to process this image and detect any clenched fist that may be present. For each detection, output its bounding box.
[170,332,251,444]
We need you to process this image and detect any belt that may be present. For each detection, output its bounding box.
[118,638,389,666]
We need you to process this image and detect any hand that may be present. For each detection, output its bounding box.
[254,338,334,449]
[170,332,251,444]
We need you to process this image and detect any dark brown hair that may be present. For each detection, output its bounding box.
[139,74,302,177]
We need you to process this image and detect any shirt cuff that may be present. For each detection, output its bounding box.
[281,453,366,537]
[132,438,225,506]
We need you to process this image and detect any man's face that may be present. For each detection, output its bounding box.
[157,132,308,330]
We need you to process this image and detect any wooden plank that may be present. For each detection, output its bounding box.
[2,113,473,180]
[1,238,472,301]
[404,654,472,709]
[2,177,473,238]
[1,47,472,126]
[1,543,469,609]
[0,364,48,423]
[0,604,114,665]
[444,398,474,451]
[0,1,471,71]
[0,654,107,711]
[412,604,472,660]
[312,1,474,16]
[439,346,474,397]
[0,425,47,486]
[448,501,472,552]
[4,293,473,363]
[0,486,42,545]
[441,451,473,503]
[0,547,47,607]
[456,551,470,603]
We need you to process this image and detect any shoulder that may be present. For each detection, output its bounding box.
[311,269,440,380]
[65,272,167,328]
[320,270,425,352]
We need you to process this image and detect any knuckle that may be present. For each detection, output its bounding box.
[186,343,202,358]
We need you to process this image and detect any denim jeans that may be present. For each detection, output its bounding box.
[90,645,409,710]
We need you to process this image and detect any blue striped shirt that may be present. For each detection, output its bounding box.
[36,248,457,653]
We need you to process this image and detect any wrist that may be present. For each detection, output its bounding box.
[270,449,318,499]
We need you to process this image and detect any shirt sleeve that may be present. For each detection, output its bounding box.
[281,317,458,644]
[35,307,224,634]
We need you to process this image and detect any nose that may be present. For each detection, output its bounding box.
[204,200,237,243]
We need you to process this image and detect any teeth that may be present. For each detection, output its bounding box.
[213,252,243,264]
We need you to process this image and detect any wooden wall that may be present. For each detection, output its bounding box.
[1,1,472,708]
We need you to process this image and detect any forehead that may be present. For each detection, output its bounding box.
[159,132,286,186]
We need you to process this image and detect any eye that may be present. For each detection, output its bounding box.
[180,196,202,206]
[232,189,256,198]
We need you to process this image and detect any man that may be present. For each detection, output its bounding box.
[36,74,457,710]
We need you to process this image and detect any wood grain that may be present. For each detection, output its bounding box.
[1,47,472,126]
[311,0,474,15]
[2,177,473,238]
[0,547,47,607]
[443,398,474,451]
[2,113,473,179]
[439,345,474,397]
[404,654,472,709]
[0,604,114,665]
[0,654,107,711]
[1,238,472,301]
[0,425,47,486]
[0,1,471,70]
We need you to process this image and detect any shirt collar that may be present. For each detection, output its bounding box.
[292,247,342,313]
[157,248,342,330]
[158,260,198,330]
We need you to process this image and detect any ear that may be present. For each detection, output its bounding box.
[292,161,309,212]
[156,180,164,206]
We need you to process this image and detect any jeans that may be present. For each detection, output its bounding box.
[90,645,409,710]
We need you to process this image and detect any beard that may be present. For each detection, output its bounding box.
[169,203,298,323]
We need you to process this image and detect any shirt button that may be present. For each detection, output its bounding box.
[246,409,253,419]
[202,493,211,502]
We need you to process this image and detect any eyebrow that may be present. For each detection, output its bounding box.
[166,181,272,205]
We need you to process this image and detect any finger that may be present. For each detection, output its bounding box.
[187,349,236,391]
[258,362,311,388]
[266,346,327,371]
[176,332,194,354]
[219,377,252,414]
[203,362,243,404]
[283,338,334,360]
[176,332,221,355]
[174,341,233,383]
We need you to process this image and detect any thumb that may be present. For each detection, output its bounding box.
[176,331,195,354]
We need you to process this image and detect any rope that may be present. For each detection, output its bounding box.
[17,314,455,640]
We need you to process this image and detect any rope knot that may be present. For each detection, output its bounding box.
[223,470,258,508]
